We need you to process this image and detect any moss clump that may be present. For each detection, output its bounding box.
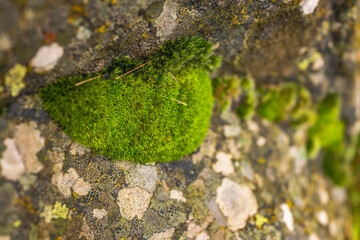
[236,76,257,119]
[40,37,220,163]
[306,94,349,185]
[257,83,298,122]
[212,76,240,112]
[237,7,313,79]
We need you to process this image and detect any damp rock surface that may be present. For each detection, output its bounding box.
[0,0,356,239]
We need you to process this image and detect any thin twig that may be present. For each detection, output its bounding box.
[84,152,97,174]
[75,60,153,86]
[169,98,187,106]
[75,74,105,86]
[115,60,153,80]
[168,72,178,82]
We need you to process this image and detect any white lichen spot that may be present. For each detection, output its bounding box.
[0,122,44,181]
[200,130,216,158]
[0,235,11,240]
[116,187,152,221]
[247,120,259,132]
[301,0,319,15]
[186,221,203,238]
[76,26,92,41]
[0,139,25,181]
[196,231,210,240]
[14,122,45,174]
[170,189,186,202]
[226,139,241,159]
[280,203,294,232]
[0,34,11,51]
[309,233,321,240]
[126,165,158,194]
[149,228,175,240]
[240,161,254,181]
[92,209,108,219]
[69,141,89,156]
[316,210,328,226]
[223,125,241,138]
[80,222,94,240]
[256,136,266,147]
[72,178,91,196]
[52,168,79,198]
[155,0,178,41]
[30,42,64,72]
[5,64,27,97]
[216,178,258,231]
[213,152,234,176]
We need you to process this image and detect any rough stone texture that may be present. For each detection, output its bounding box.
[0,0,357,239]
[216,178,258,231]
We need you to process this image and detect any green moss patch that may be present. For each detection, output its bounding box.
[307,94,349,185]
[40,37,220,163]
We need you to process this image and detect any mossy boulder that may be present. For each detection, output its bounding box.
[237,7,314,79]
[40,37,220,163]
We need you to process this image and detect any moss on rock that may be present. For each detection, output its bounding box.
[40,37,220,163]
[237,7,314,79]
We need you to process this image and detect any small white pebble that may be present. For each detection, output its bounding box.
[309,233,321,240]
[213,152,234,176]
[318,187,329,205]
[301,0,319,15]
[170,189,186,202]
[196,231,210,240]
[93,209,107,219]
[247,120,259,132]
[30,43,64,72]
[256,136,266,147]
[280,203,294,232]
[316,210,328,226]
[224,125,241,138]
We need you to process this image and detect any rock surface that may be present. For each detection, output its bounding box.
[0,0,357,239]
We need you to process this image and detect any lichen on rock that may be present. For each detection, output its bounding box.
[216,178,258,231]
